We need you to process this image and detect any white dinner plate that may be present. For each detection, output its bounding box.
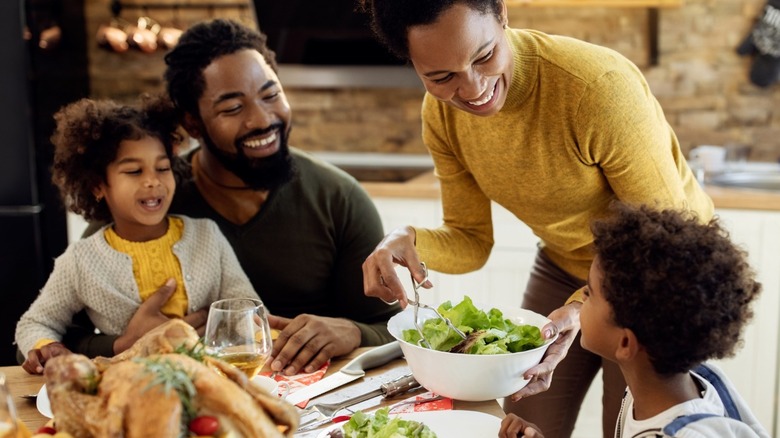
[316,410,501,437]
[36,384,53,418]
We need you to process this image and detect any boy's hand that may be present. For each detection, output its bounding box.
[22,342,71,374]
[499,414,545,437]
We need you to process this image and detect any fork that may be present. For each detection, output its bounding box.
[296,394,445,432]
[409,262,467,349]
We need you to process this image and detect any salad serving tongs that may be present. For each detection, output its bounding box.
[409,262,467,349]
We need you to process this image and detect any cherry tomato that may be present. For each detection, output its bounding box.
[36,426,57,435]
[189,416,219,436]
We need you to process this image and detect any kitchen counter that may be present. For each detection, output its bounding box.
[361,171,780,211]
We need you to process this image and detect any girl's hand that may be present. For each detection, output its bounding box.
[22,342,71,374]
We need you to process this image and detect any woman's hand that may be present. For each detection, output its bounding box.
[509,302,582,401]
[362,226,431,308]
[22,342,71,374]
[267,314,361,375]
[499,414,545,437]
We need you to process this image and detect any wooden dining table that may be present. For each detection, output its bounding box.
[1,347,506,435]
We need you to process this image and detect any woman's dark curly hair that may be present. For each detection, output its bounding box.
[50,94,182,222]
[591,203,761,375]
[358,0,503,59]
[164,18,277,117]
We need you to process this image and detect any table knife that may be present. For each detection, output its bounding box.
[286,341,403,405]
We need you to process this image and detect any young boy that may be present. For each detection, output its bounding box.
[499,203,769,438]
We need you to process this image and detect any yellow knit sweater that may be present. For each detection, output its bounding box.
[415,29,713,281]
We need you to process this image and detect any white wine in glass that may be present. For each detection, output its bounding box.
[204,298,272,378]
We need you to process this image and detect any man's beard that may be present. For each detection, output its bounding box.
[201,123,297,191]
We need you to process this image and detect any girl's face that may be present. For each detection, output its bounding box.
[95,136,175,241]
[579,257,623,360]
[407,3,513,117]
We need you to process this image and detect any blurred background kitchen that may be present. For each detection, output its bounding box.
[2,0,779,436]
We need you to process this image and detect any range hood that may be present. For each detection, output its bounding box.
[253,0,422,88]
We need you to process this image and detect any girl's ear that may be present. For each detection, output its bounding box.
[615,328,641,362]
[182,113,202,139]
[92,185,106,202]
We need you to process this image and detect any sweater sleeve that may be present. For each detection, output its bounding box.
[414,97,495,274]
[210,220,261,301]
[330,181,400,346]
[15,248,86,355]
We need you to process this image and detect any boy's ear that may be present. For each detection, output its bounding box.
[182,112,202,138]
[92,185,106,201]
[615,328,641,362]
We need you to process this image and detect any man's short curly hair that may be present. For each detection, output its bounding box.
[591,203,761,376]
[164,18,277,117]
[358,0,503,59]
[50,95,181,222]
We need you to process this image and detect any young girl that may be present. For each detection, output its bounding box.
[16,95,259,374]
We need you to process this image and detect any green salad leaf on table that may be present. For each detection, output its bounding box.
[401,296,545,353]
[337,407,436,438]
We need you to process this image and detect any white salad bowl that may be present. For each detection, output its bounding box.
[387,304,556,401]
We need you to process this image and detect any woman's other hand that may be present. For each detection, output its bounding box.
[362,226,431,308]
[509,302,582,401]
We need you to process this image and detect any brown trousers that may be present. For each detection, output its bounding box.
[503,250,625,438]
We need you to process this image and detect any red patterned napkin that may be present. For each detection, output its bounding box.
[388,391,453,414]
[258,361,330,407]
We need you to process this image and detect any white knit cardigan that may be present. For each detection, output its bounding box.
[15,215,259,354]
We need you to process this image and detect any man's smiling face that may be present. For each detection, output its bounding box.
[195,48,295,190]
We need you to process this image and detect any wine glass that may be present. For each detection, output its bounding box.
[204,298,272,378]
[0,374,18,438]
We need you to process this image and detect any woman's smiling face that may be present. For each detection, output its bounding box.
[407,3,513,117]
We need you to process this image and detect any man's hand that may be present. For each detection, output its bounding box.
[113,278,209,354]
[509,302,582,401]
[22,342,71,374]
[267,314,361,375]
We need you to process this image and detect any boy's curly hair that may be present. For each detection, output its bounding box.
[50,94,182,222]
[591,203,761,375]
[358,0,503,60]
[164,18,277,117]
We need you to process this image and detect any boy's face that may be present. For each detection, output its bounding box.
[95,136,175,241]
[580,256,623,360]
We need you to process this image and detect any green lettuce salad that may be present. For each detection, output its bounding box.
[401,296,545,354]
[340,407,436,438]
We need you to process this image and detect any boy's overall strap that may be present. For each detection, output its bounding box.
[691,363,741,420]
[663,413,719,435]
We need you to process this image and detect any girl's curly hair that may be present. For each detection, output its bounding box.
[358,0,503,60]
[50,94,182,222]
[591,203,762,375]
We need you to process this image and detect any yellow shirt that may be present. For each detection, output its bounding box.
[104,216,187,317]
[415,29,713,289]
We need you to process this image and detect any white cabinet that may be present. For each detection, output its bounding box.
[372,197,780,435]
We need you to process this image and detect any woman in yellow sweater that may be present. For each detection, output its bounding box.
[359,1,713,437]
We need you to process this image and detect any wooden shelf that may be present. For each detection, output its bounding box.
[506,0,681,7]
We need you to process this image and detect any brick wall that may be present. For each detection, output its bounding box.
[85,0,780,162]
